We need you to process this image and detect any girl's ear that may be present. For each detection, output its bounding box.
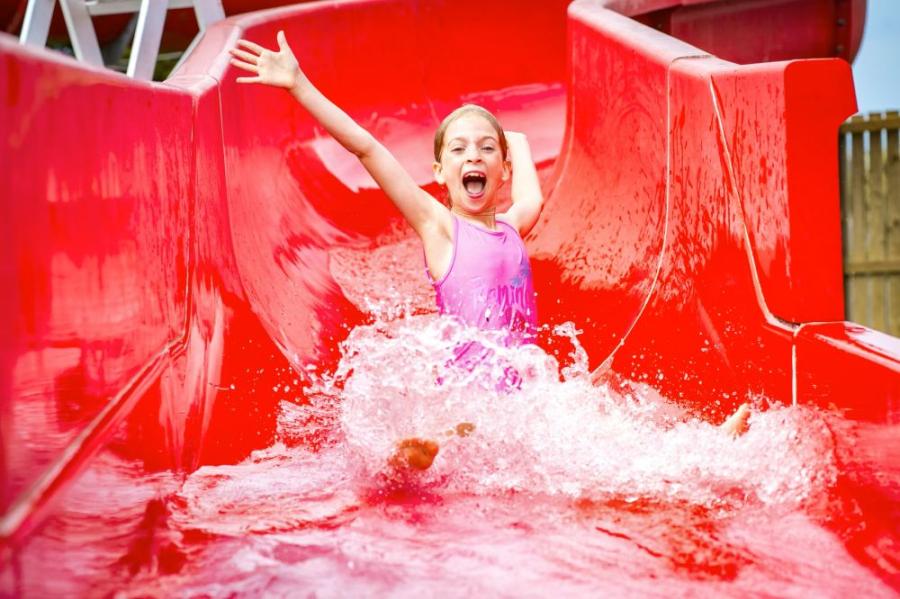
[432,161,446,185]
[501,158,511,183]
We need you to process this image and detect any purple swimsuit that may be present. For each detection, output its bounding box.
[428,215,538,345]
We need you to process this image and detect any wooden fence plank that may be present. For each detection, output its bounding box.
[886,111,900,336]
[839,130,850,314]
[845,261,900,275]
[842,112,900,133]
[849,118,868,324]
[868,121,886,331]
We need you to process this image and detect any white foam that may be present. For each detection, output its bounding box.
[295,314,839,509]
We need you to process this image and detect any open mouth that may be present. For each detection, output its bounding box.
[462,172,487,197]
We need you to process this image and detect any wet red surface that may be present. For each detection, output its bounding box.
[2,0,898,596]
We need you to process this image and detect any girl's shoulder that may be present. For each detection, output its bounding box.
[495,214,525,239]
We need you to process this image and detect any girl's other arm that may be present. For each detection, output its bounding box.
[500,131,544,237]
[229,31,449,239]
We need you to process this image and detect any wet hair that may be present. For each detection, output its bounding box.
[433,104,508,162]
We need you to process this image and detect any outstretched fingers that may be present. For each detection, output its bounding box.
[230,32,297,87]
[229,47,258,64]
[236,39,266,54]
[229,57,258,73]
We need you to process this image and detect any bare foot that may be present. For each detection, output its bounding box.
[443,422,476,438]
[389,438,439,471]
[455,422,475,437]
[720,403,751,437]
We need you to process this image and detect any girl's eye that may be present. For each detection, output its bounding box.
[450,147,464,154]
[482,146,495,152]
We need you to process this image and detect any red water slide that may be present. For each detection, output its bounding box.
[2,0,898,593]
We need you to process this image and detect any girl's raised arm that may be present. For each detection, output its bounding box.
[500,131,544,237]
[229,31,450,239]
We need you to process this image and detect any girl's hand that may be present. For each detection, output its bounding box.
[229,30,303,91]
[505,131,527,145]
[504,131,529,161]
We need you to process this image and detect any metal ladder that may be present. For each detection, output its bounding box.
[19,0,225,79]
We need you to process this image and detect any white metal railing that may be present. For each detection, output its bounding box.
[20,0,224,79]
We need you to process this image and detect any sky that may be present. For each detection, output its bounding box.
[851,0,900,114]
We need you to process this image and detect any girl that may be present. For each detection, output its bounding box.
[228,31,749,471]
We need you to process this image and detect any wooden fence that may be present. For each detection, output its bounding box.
[839,110,900,337]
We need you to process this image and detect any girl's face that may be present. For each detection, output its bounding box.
[433,114,510,213]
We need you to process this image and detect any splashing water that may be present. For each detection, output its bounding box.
[295,314,839,510]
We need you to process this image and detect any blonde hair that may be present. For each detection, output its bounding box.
[433,104,508,162]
